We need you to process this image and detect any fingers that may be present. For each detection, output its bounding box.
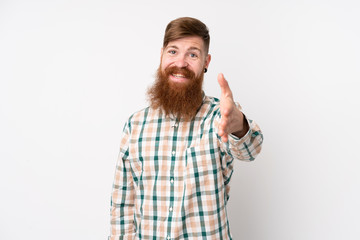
[218,128,228,143]
[218,114,230,142]
[219,129,229,142]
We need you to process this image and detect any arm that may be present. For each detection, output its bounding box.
[109,122,136,240]
[216,73,263,161]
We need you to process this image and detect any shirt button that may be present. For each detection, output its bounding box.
[169,206,173,212]
[167,236,170,240]
[170,178,174,184]
[171,151,175,156]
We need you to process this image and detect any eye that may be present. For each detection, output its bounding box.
[190,53,198,58]
[168,50,176,54]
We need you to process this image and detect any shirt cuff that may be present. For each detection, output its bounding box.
[227,114,252,146]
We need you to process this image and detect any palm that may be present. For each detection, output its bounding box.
[217,73,245,142]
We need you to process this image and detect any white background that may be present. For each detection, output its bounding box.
[1,0,359,239]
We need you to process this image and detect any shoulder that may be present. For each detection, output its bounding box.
[126,107,151,124]
[203,95,220,105]
[202,95,221,113]
[194,95,221,122]
[121,107,152,132]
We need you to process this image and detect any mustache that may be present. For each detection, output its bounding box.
[148,66,204,120]
[164,66,196,79]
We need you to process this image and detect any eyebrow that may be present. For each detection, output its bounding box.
[166,45,179,49]
[188,47,202,53]
[166,45,202,53]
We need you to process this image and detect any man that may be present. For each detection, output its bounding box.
[109,17,263,240]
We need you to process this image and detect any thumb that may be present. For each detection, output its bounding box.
[217,73,231,96]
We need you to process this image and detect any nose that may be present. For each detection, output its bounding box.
[174,54,188,68]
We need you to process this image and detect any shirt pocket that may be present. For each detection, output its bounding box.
[185,145,224,215]
[185,145,221,193]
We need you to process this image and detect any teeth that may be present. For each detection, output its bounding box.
[172,73,185,78]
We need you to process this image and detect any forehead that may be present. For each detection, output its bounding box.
[165,36,205,51]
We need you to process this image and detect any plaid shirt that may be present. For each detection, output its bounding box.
[109,95,263,240]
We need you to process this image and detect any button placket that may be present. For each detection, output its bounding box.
[167,117,178,239]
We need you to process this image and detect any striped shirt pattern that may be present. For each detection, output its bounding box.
[109,95,263,240]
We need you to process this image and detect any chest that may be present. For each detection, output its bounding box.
[127,118,221,183]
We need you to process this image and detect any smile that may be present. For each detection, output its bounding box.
[172,73,186,78]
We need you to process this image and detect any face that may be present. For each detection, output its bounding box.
[147,36,211,120]
[160,36,211,83]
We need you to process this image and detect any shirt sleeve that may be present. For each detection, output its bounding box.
[108,121,136,240]
[215,102,264,162]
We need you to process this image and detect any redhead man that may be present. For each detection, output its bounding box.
[109,17,263,240]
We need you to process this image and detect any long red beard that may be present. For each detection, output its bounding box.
[147,66,204,121]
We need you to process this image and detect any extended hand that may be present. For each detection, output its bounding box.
[217,73,249,142]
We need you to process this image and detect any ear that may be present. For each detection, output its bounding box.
[205,54,211,69]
